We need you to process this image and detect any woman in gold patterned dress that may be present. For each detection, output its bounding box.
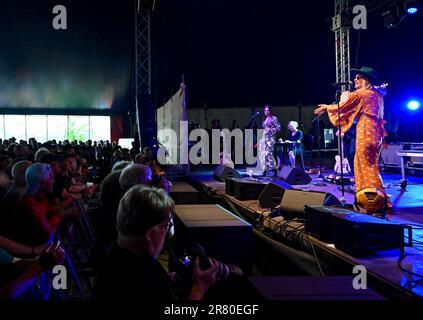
[314,67,391,210]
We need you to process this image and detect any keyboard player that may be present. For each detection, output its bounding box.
[280,121,303,168]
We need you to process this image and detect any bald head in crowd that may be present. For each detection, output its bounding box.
[119,164,153,193]
[11,160,32,187]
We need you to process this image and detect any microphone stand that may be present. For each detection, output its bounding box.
[335,87,346,205]
[311,115,323,178]
[248,114,258,171]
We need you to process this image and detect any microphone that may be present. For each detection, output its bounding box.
[250,112,260,118]
[332,81,353,87]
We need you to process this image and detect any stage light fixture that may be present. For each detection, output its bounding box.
[407,100,421,111]
[404,0,420,14]
[382,6,405,29]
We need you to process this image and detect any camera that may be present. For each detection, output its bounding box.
[177,242,243,282]
[172,243,243,298]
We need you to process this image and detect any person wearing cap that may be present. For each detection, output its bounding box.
[8,163,79,246]
[314,66,391,211]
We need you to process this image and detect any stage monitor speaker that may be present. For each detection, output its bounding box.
[213,165,241,182]
[233,179,267,200]
[304,205,353,243]
[332,212,406,257]
[280,189,341,217]
[278,166,311,185]
[258,180,293,208]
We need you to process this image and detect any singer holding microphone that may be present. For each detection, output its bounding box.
[262,105,281,176]
[314,66,391,212]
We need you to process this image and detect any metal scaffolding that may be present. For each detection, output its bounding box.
[136,2,152,96]
[333,0,351,89]
[135,0,156,150]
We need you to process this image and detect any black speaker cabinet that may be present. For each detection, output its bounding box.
[258,180,293,208]
[280,189,341,217]
[305,205,353,243]
[213,165,241,182]
[278,166,312,185]
[332,212,404,257]
[233,179,267,200]
[173,204,253,274]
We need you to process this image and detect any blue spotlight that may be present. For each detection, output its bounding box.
[405,0,419,14]
[407,100,421,110]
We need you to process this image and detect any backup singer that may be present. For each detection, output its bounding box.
[262,105,281,176]
[314,66,391,210]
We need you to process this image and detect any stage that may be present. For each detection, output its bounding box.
[177,168,423,299]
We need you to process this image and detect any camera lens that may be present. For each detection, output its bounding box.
[216,261,243,280]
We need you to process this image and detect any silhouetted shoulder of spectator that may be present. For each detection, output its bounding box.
[99,170,123,215]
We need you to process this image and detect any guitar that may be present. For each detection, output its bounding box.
[333,126,351,174]
[334,155,351,174]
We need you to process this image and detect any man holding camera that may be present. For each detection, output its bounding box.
[96,185,218,302]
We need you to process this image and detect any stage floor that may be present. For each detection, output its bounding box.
[186,167,423,299]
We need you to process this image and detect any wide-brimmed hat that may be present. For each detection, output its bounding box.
[351,66,379,84]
